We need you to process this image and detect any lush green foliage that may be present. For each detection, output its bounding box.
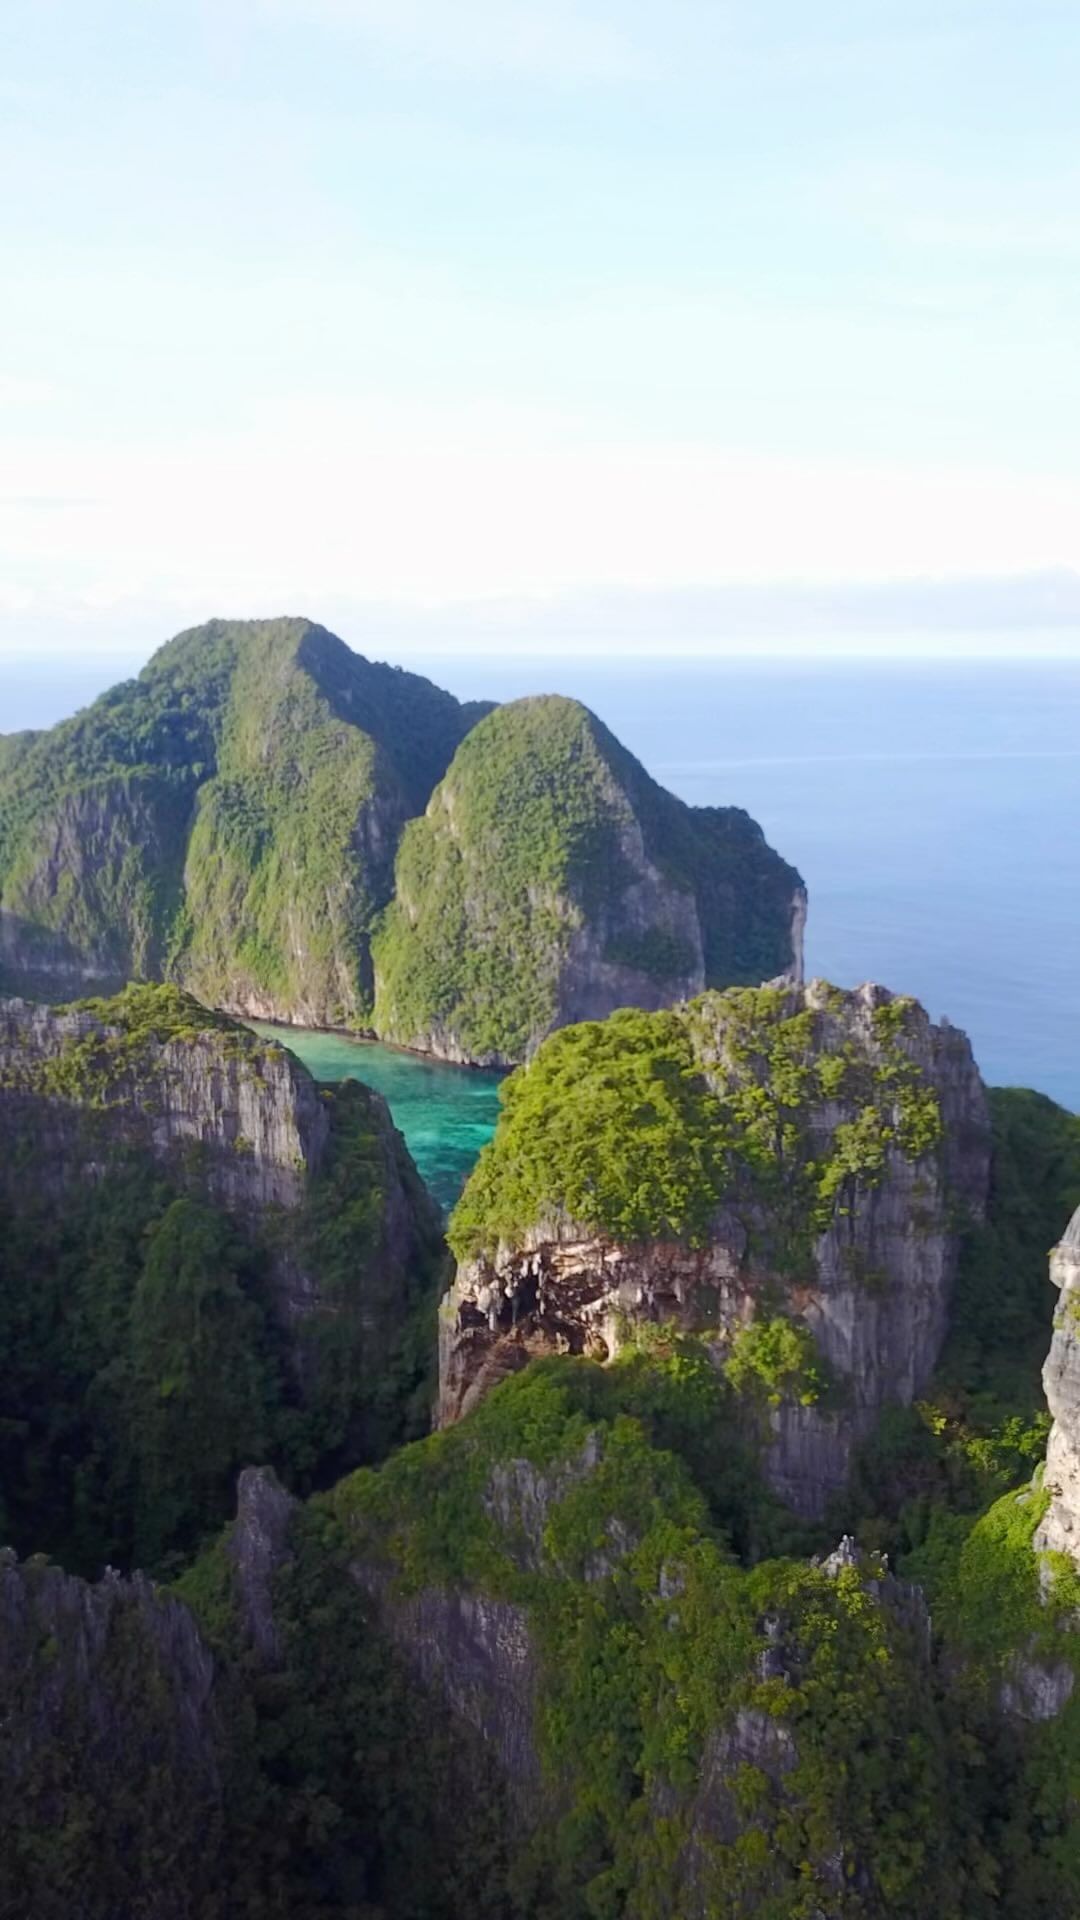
[319,1360,980,1917]
[372,694,801,1061]
[0,1164,276,1575]
[0,617,482,1022]
[5,1033,1080,1914]
[128,1200,277,1568]
[286,1077,448,1470]
[844,1086,1080,1561]
[0,627,798,1049]
[450,986,943,1264]
[373,696,644,1059]
[170,1495,523,1920]
[5,981,258,1106]
[0,990,445,1575]
[451,1007,729,1249]
[724,1313,837,1409]
[0,1559,228,1919]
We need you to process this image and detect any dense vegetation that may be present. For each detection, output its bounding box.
[2,1013,1080,1911]
[127,1333,1077,1920]
[372,696,801,1062]
[0,631,800,1057]
[0,986,445,1577]
[0,618,486,1023]
[1,925,1078,1910]
[450,984,942,1263]
[323,1357,959,1917]
[842,1086,1080,1558]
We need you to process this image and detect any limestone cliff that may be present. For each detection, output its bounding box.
[0,1544,222,1917]
[443,980,991,1515]
[1035,1205,1080,1561]
[372,694,804,1065]
[0,984,444,1572]
[0,616,488,1025]
[0,989,326,1215]
[0,1468,301,1917]
[0,626,803,1059]
[334,1366,961,1917]
[0,984,441,1337]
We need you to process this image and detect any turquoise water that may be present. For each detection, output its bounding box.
[12,655,1077,1169]
[249,1024,503,1211]
[250,659,1080,1208]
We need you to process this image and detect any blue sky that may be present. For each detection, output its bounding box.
[2,0,1080,661]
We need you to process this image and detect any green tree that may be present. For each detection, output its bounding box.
[129,1200,275,1566]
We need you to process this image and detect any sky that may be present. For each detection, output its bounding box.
[2,0,1080,666]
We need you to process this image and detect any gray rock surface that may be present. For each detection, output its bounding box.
[0,1544,223,1915]
[441,981,990,1517]
[226,1466,297,1664]
[0,993,442,1383]
[1035,1206,1080,1562]
[1000,1651,1076,1723]
[354,1566,542,1799]
[0,993,327,1213]
[0,1548,217,1780]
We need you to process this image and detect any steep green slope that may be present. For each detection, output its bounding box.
[3,1026,1080,1914]
[844,1086,1080,1556]
[0,618,488,1024]
[0,983,445,1576]
[372,695,803,1063]
[448,984,947,1262]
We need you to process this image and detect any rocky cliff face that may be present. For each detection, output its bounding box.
[0,990,327,1215]
[0,769,196,995]
[1035,1205,1080,1562]
[0,984,442,1332]
[338,1368,960,1919]
[0,984,444,1574]
[0,616,488,1027]
[442,980,991,1515]
[372,695,804,1066]
[0,626,803,1057]
[0,1467,310,1918]
[0,1544,222,1917]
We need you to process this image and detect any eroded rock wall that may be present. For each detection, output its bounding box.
[0,993,327,1213]
[1035,1207,1080,1561]
[441,982,991,1516]
[0,1547,223,1917]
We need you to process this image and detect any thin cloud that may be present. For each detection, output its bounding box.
[253,0,640,81]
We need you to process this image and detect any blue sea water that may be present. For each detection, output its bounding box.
[6,654,1079,1178]
[248,1024,503,1212]
[413,656,1080,1111]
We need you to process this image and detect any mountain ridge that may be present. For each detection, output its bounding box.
[0,618,803,1060]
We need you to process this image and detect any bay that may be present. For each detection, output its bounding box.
[11,650,1079,1181]
[248,1024,503,1212]
[411,655,1080,1112]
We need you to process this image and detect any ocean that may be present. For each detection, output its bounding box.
[6,653,1079,1189]
[413,655,1080,1111]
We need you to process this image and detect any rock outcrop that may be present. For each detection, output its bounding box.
[372,694,804,1065]
[1035,1206,1080,1561]
[0,990,326,1214]
[341,1373,957,1919]
[0,624,802,1058]
[0,984,442,1340]
[226,1466,297,1665]
[0,1546,223,1917]
[356,1571,542,1799]
[0,984,444,1570]
[442,980,991,1515]
[0,616,488,1025]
